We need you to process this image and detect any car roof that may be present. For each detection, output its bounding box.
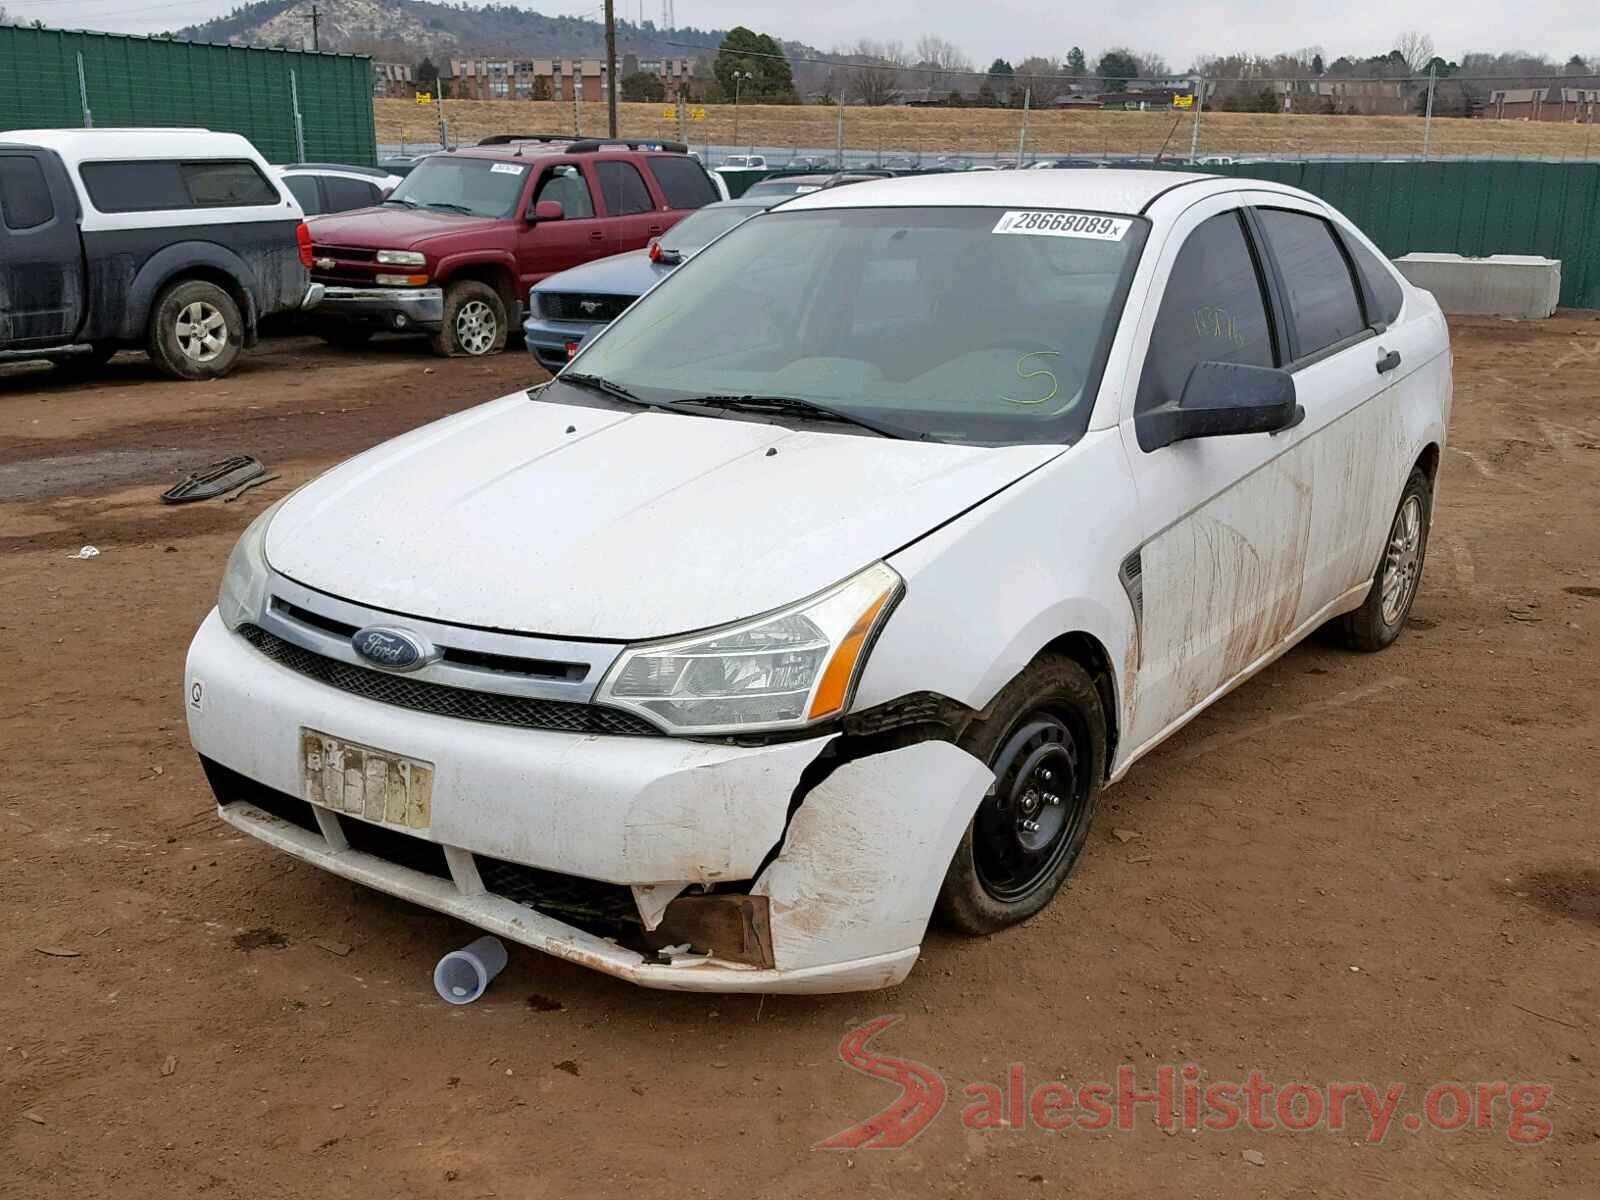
[0,127,259,167]
[445,140,689,163]
[705,195,779,209]
[779,168,1236,216]
[279,162,395,179]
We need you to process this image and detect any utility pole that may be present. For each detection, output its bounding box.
[835,96,845,168]
[1189,79,1205,164]
[603,0,618,137]
[1422,62,1437,160]
[303,4,321,52]
[1016,86,1031,163]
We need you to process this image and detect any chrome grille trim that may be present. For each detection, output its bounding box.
[257,571,623,704]
[237,625,663,737]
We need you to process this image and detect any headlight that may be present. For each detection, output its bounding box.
[375,249,426,266]
[596,563,902,735]
[217,498,287,631]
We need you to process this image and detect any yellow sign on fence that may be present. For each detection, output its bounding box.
[416,91,433,105]
[691,108,707,121]
[1173,94,1194,109]
[663,105,677,119]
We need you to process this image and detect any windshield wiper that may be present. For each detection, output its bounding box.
[676,394,904,439]
[424,201,474,214]
[557,372,674,411]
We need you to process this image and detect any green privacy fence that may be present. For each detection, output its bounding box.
[1202,160,1600,311]
[0,26,376,166]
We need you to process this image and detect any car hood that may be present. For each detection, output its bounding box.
[535,249,665,297]
[264,390,1062,640]
[307,207,504,249]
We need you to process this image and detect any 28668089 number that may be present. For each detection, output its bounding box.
[992,210,1131,241]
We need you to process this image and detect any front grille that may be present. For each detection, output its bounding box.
[312,243,378,262]
[538,292,631,322]
[477,855,640,928]
[238,625,661,736]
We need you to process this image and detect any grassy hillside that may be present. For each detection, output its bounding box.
[376,99,1600,160]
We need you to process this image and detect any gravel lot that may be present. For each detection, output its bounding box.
[2,320,1597,1198]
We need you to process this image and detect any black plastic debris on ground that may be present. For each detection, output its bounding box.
[161,455,264,504]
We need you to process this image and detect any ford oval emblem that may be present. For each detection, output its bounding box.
[351,626,434,672]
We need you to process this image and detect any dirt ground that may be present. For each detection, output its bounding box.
[2,317,1598,1199]
[376,97,1600,161]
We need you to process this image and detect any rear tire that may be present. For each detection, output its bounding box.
[1330,467,1432,652]
[430,281,507,357]
[146,279,243,380]
[935,655,1106,935]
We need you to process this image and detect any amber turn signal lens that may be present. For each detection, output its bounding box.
[807,587,894,721]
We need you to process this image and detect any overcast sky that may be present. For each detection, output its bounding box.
[6,0,1595,68]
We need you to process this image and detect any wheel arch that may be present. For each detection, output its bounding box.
[124,245,259,345]
[436,256,520,318]
[1031,631,1121,779]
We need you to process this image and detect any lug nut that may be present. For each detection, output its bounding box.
[1021,819,1039,833]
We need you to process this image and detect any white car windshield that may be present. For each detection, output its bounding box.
[385,157,528,218]
[562,206,1147,444]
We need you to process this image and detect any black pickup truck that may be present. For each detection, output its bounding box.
[0,128,322,380]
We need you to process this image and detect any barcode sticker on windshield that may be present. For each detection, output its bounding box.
[490,162,527,175]
[993,211,1130,240]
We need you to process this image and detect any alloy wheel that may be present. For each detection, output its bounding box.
[176,302,228,363]
[1380,495,1424,625]
[455,300,497,355]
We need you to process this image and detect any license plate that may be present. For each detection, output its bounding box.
[301,730,433,831]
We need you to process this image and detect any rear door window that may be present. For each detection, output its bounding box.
[534,164,595,219]
[283,174,322,214]
[645,156,717,210]
[595,161,655,216]
[323,175,381,212]
[1343,234,1404,326]
[79,159,279,213]
[1136,211,1277,418]
[0,154,54,230]
[1254,208,1366,358]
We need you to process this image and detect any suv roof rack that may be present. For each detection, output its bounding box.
[476,134,578,146]
[564,139,689,155]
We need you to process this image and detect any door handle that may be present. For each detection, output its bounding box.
[1376,349,1402,374]
[588,229,607,242]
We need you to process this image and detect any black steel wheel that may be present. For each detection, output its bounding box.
[937,654,1106,935]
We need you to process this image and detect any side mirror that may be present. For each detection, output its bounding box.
[1136,361,1300,452]
[529,199,565,224]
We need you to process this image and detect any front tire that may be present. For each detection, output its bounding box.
[1330,467,1432,652]
[146,280,243,380]
[935,655,1106,935]
[430,282,507,357]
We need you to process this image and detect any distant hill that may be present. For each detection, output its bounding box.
[176,0,730,61]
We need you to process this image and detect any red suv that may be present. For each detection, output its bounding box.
[306,136,720,356]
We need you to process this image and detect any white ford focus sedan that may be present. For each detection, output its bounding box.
[186,171,1450,993]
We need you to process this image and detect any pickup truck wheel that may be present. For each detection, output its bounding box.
[431,282,507,357]
[147,280,242,380]
[1329,467,1432,652]
[935,655,1105,936]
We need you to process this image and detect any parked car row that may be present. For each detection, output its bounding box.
[0,129,730,377]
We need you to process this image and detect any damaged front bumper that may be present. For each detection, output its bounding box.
[185,610,993,993]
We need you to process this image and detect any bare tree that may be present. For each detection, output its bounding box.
[842,40,908,106]
[1134,51,1170,79]
[914,35,972,94]
[1395,30,1436,75]
[1013,56,1067,104]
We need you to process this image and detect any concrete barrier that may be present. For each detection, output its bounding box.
[1393,253,1562,319]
